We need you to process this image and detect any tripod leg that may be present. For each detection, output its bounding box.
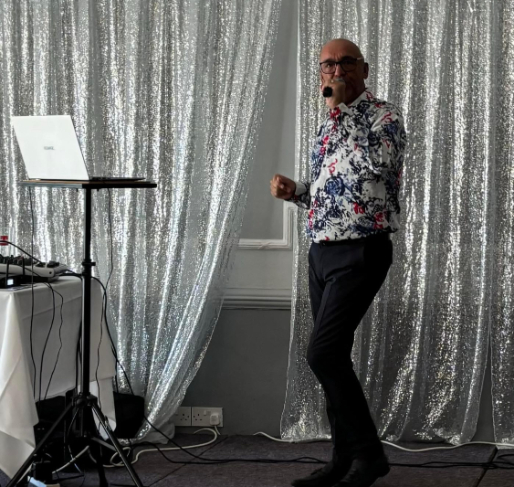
[90,440,109,487]
[91,402,144,487]
[7,401,75,487]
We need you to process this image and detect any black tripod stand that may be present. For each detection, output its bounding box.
[8,180,156,487]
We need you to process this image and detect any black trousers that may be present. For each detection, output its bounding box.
[307,233,393,463]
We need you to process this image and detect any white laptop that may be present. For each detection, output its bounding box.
[11,115,145,181]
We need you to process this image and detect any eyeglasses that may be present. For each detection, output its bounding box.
[319,57,364,74]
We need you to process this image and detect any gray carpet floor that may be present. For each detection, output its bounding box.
[1,435,512,487]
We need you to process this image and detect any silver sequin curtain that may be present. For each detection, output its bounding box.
[0,0,281,441]
[282,0,514,445]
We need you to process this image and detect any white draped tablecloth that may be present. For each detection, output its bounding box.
[0,277,116,478]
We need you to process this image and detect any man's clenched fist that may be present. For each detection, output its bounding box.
[270,174,296,200]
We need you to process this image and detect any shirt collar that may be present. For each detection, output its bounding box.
[348,88,374,106]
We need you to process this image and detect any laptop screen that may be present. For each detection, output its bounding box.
[11,115,90,180]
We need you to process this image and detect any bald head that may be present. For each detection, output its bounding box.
[319,38,368,106]
[320,39,363,61]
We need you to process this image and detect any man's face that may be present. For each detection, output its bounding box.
[319,40,369,105]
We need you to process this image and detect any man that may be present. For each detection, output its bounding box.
[270,39,406,487]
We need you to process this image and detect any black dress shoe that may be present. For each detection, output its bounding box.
[333,454,390,487]
[291,458,352,487]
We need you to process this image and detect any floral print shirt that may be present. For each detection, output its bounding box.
[290,89,407,242]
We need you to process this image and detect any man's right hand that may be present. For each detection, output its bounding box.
[270,174,296,200]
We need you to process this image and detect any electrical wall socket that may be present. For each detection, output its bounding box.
[191,407,223,427]
[172,406,192,426]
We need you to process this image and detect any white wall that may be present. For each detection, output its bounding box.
[223,0,297,310]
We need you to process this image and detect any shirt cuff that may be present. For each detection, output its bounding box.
[294,181,308,196]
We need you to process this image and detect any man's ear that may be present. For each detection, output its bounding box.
[363,62,369,79]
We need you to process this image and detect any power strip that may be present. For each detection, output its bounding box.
[0,263,69,279]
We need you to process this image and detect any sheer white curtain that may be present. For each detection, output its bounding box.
[0,0,282,440]
[282,0,514,445]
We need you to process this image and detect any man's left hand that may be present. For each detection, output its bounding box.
[322,77,346,109]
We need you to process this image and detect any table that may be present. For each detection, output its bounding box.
[0,277,116,478]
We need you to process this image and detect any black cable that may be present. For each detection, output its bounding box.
[29,188,38,399]
[3,242,43,265]
[3,237,64,404]
[98,188,115,398]
[3,241,44,264]
[66,407,81,442]
[95,283,106,410]
[55,454,87,487]
[2,240,48,267]
[106,190,119,394]
[30,264,36,398]
[115,438,514,471]
[76,324,81,391]
[105,189,115,292]
[90,276,120,376]
[62,271,84,396]
[127,439,324,466]
[68,443,85,476]
[404,462,514,469]
[92,189,115,406]
[43,285,65,400]
[38,281,57,403]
